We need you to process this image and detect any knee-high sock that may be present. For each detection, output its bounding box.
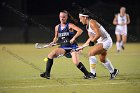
[89,56,97,75]
[102,58,114,73]
[116,42,121,50]
[120,41,123,47]
[46,58,53,76]
[77,62,89,75]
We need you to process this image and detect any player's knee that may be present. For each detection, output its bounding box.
[100,57,106,63]
[48,54,53,59]
[72,59,79,65]
[88,52,96,57]
[116,38,121,42]
[117,40,121,42]
[123,41,126,44]
[48,51,56,59]
[99,53,106,63]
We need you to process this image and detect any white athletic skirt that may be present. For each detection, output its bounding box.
[115,25,127,35]
[97,37,113,50]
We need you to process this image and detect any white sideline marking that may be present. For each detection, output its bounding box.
[0,82,139,89]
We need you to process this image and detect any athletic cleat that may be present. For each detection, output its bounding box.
[40,72,50,79]
[84,73,96,79]
[94,73,96,78]
[110,69,119,80]
[117,50,120,53]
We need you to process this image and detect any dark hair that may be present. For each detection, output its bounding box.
[80,8,112,31]
[79,8,92,18]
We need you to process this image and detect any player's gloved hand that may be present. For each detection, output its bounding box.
[89,41,95,46]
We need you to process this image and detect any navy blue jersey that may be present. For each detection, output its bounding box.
[58,23,78,50]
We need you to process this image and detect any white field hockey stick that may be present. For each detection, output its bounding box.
[75,44,89,51]
[57,44,89,58]
[35,43,58,49]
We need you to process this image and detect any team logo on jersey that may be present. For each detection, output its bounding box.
[58,32,70,37]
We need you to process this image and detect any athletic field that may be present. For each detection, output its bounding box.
[0,43,140,93]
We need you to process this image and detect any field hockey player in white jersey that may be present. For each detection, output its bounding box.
[79,9,119,80]
[113,7,130,52]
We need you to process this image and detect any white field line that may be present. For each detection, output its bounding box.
[0,82,139,89]
[111,53,140,56]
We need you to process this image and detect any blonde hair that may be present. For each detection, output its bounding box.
[60,10,78,24]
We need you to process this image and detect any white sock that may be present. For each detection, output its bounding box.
[102,58,114,73]
[89,56,97,75]
[116,42,121,51]
[120,41,123,47]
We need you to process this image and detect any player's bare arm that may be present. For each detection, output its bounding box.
[69,23,83,43]
[126,14,130,24]
[83,32,94,46]
[52,25,59,43]
[90,20,100,42]
[113,15,118,25]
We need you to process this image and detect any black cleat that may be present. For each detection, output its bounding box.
[40,72,50,79]
[110,69,119,80]
[93,73,96,78]
[84,73,96,79]
[117,50,120,53]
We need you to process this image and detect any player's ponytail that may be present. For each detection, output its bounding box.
[62,10,78,24]
[67,12,78,24]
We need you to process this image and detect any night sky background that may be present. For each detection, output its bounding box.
[0,0,139,43]
[26,0,138,14]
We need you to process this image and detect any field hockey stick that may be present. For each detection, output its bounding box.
[57,44,89,58]
[75,44,89,51]
[35,43,58,49]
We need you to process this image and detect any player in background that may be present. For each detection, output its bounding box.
[113,7,130,52]
[40,10,94,79]
[79,9,119,80]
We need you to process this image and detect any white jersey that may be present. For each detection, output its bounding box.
[87,20,111,42]
[117,14,127,25]
[87,20,112,50]
[115,14,128,35]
